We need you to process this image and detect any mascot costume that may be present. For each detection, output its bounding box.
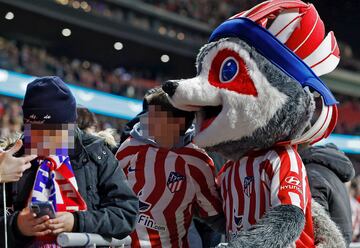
[163,0,345,247]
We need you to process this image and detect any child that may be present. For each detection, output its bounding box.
[0,77,138,247]
[116,88,224,247]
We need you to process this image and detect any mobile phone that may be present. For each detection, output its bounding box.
[30,201,56,219]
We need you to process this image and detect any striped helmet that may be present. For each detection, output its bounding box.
[210,0,340,145]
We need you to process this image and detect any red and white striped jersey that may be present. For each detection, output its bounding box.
[116,138,222,248]
[217,146,315,248]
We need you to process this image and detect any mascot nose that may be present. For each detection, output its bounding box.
[162,80,179,97]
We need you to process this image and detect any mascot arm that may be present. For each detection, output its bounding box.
[228,205,305,248]
[311,200,346,248]
[192,155,225,233]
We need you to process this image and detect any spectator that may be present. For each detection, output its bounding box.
[299,143,355,247]
[348,177,360,242]
[76,105,119,153]
[76,105,98,134]
[119,88,159,145]
[0,76,138,247]
[116,88,225,247]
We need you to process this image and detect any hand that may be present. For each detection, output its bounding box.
[17,207,51,236]
[46,212,74,235]
[0,139,36,182]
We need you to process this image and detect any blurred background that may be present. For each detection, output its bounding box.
[0,0,359,170]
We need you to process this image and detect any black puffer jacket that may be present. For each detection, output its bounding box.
[0,129,139,247]
[299,143,355,247]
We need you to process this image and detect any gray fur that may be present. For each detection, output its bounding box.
[196,41,218,74]
[228,205,305,248]
[202,38,315,160]
[311,199,346,248]
[192,38,319,247]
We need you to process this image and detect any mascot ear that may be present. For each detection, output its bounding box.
[284,96,338,145]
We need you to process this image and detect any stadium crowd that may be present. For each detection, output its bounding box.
[54,0,262,28]
[0,37,159,100]
[0,35,360,137]
[53,0,360,73]
[0,85,359,140]
[142,0,262,26]
[0,96,126,139]
[0,76,359,247]
[335,94,360,135]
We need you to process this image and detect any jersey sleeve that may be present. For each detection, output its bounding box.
[115,138,146,172]
[176,145,224,217]
[190,155,223,217]
[216,160,232,189]
[269,147,308,212]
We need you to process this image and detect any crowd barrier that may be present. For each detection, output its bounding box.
[56,233,131,247]
[52,238,360,248]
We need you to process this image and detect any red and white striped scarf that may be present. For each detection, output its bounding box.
[29,156,87,247]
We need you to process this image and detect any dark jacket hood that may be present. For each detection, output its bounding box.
[299,143,355,182]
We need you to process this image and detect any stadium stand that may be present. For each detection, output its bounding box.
[53,0,210,47]
[0,0,359,141]
[0,96,127,138]
[0,36,161,99]
[336,94,360,135]
[141,0,263,26]
[1,32,359,137]
[51,0,360,72]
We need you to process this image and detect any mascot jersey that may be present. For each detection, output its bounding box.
[116,135,222,248]
[217,146,314,247]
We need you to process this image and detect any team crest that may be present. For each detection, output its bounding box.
[244,176,254,197]
[166,172,185,193]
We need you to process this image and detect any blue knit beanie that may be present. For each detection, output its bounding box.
[22,76,77,123]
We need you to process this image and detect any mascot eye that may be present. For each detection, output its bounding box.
[220,57,238,83]
[208,48,258,96]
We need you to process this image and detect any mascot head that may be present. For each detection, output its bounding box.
[163,0,340,160]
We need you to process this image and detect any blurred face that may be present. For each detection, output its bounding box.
[143,105,186,148]
[24,123,75,156]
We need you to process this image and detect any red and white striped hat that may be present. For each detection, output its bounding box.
[229,0,340,145]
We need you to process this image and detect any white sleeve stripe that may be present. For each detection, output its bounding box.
[288,192,302,210]
[302,163,308,210]
[230,162,238,231]
[267,150,281,167]
[239,158,251,229]
[286,147,299,173]
[224,166,232,229]
[268,151,281,207]
[182,154,215,187]
[253,157,262,222]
